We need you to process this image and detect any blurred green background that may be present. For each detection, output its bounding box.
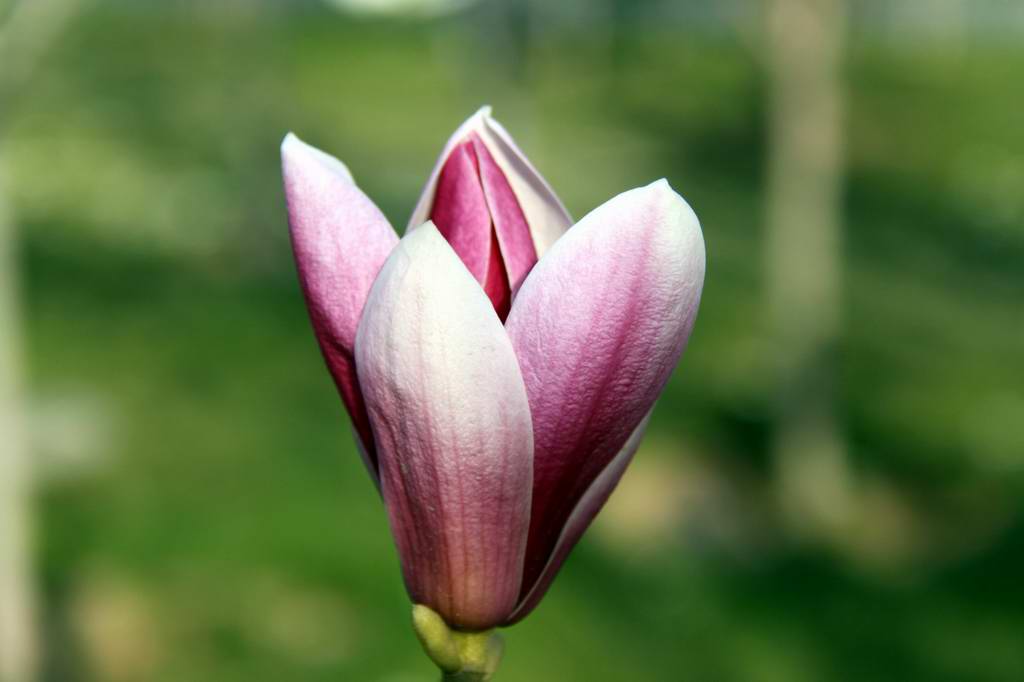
[1,0,1022,681]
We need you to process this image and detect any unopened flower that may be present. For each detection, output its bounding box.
[281,107,705,632]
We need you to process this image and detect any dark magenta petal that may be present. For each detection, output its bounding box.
[409,108,572,259]
[471,135,537,293]
[410,108,573,320]
[430,139,513,318]
[430,141,493,284]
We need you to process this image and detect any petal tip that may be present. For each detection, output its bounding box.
[394,220,457,272]
[460,105,495,139]
[639,177,677,203]
[408,219,442,242]
[281,131,298,151]
[640,178,703,242]
[281,132,354,184]
[281,131,310,161]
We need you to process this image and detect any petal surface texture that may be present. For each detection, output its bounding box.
[282,133,399,478]
[409,107,572,259]
[354,223,534,630]
[506,179,706,604]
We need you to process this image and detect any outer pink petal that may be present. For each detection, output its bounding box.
[282,133,399,479]
[506,413,650,624]
[506,179,705,604]
[354,223,534,630]
[408,106,572,257]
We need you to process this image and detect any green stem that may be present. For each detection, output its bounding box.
[412,605,504,681]
[441,671,490,682]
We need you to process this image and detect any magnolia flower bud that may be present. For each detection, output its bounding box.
[281,108,705,635]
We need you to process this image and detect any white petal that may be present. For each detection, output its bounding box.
[354,222,534,629]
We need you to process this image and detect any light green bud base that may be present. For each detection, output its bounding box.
[412,605,504,681]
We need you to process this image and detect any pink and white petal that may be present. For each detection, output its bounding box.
[282,133,399,478]
[506,179,705,600]
[354,223,534,630]
[506,413,650,624]
[408,107,572,257]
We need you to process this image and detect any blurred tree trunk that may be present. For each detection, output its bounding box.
[764,0,852,538]
[0,157,36,682]
[0,2,80,679]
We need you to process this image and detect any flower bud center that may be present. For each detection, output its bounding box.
[430,133,535,321]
